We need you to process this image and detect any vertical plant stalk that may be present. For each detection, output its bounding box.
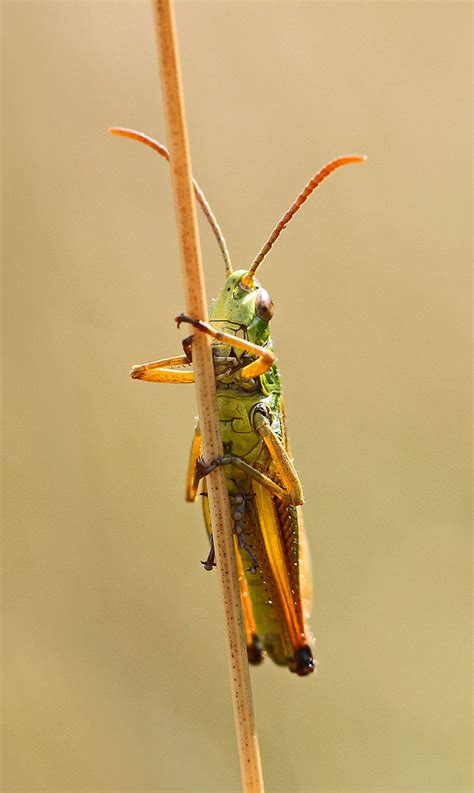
[151,2,264,791]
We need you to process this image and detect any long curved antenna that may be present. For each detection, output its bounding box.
[248,155,366,279]
[109,127,233,276]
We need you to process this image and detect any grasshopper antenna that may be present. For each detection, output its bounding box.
[109,127,233,276]
[246,154,366,281]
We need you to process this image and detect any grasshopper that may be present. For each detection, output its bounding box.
[110,127,365,675]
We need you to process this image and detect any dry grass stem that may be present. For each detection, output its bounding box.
[151,1,264,790]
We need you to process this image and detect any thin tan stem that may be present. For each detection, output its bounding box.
[151,2,264,791]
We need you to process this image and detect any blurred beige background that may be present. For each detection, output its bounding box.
[2,2,471,791]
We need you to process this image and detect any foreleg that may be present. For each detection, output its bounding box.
[130,354,194,384]
[176,314,275,380]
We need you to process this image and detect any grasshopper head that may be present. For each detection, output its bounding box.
[209,270,274,348]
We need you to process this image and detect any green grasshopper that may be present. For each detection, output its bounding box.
[110,127,365,675]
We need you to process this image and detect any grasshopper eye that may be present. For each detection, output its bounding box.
[255,288,274,321]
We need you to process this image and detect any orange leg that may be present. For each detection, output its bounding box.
[176,315,275,380]
[130,354,194,383]
[185,424,202,502]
